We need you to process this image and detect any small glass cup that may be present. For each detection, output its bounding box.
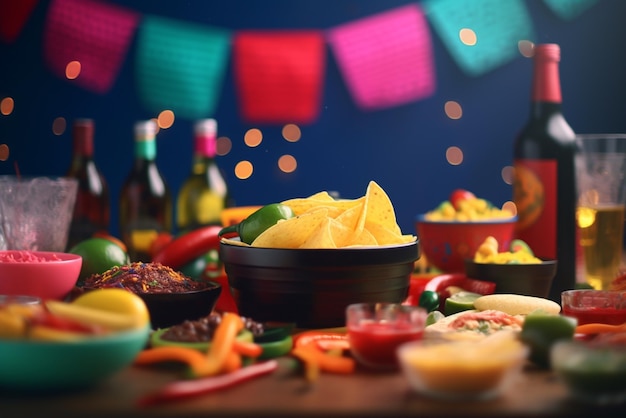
[346,302,426,370]
[561,289,626,326]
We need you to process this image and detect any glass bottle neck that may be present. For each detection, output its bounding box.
[532,48,562,104]
[134,137,157,161]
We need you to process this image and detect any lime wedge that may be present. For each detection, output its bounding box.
[426,310,445,326]
[444,291,482,316]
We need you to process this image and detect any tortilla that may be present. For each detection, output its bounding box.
[473,294,561,316]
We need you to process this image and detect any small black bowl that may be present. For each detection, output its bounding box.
[139,281,222,329]
[71,281,222,330]
[464,259,557,298]
[220,240,419,328]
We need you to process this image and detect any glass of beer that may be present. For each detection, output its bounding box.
[576,134,626,290]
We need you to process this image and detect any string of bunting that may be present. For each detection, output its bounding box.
[0,0,598,124]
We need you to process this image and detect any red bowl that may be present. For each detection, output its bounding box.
[415,215,517,273]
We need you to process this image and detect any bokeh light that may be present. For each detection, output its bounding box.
[446,146,464,166]
[278,154,297,173]
[157,110,175,129]
[503,200,517,216]
[217,136,232,156]
[459,28,477,46]
[1,97,14,116]
[444,101,463,119]
[518,40,535,58]
[52,117,67,136]
[0,144,9,161]
[282,124,301,142]
[501,165,514,185]
[65,61,81,80]
[235,160,254,179]
[244,128,263,147]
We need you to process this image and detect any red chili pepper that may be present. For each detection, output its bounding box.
[136,360,279,406]
[151,225,222,270]
[293,330,350,351]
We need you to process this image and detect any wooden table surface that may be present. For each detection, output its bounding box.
[3,356,625,418]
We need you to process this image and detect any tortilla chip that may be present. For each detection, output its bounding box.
[345,228,378,247]
[365,221,415,246]
[299,218,337,249]
[251,208,329,248]
[363,181,401,235]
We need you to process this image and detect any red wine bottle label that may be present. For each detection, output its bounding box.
[513,158,557,259]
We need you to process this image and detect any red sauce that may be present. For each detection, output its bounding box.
[562,306,626,326]
[348,321,424,369]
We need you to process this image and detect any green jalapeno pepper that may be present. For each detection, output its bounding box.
[219,203,295,245]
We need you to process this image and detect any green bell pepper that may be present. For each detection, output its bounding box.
[219,203,295,245]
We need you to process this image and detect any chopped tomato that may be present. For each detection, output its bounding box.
[449,189,476,210]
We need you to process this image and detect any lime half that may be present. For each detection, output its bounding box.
[444,291,482,316]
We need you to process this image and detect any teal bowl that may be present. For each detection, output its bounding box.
[0,325,150,392]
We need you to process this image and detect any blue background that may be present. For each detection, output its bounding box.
[1,0,625,238]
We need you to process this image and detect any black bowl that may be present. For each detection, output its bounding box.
[139,281,222,329]
[464,259,557,298]
[220,240,419,328]
[71,281,222,330]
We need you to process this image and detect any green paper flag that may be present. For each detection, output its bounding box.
[135,15,231,119]
[423,0,535,77]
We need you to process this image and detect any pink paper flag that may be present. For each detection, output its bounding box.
[43,0,140,93]
[327,4,436,110]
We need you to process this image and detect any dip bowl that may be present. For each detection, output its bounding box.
[346,302,427,370]
[561,289,626,326]
[220,239,419,328]
[397,331,528,401]
[415,215,516,273]
[0,250,82,300]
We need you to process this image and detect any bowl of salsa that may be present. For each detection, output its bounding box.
[561,289,626,326]
[346,302,427,370]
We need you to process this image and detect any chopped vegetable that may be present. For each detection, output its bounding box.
[291,340,355,380]
[575,322,626,335]
[134,346,210,376]
[218,203,295,244]
[292,331,349,351]
[196,312,244,377]
[137,360,279,406]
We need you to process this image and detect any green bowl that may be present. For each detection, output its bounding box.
[0,325,150,392]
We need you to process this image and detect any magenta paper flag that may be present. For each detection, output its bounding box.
[43,0,139,93]
[233,31,325,124]
[327,4,435,110]
[135,16,231,119]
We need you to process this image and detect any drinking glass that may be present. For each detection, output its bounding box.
[0,176,78,252]
[575,135,626,290]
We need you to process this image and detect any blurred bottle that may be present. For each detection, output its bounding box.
[65,118,110,250]
[512,44,578,302]
[119,120,172,262]
[176,119,230,233]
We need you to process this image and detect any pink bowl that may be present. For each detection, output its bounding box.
[415,215,517,273]
[0,250,82,300]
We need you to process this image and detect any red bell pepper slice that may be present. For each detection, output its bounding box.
[292,330,350,351]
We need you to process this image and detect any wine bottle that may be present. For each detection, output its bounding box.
[65,118,110,250]
[512,43,578,302]
[176,119,230,233]
[119,120,172,262]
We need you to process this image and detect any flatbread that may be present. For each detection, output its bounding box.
[473,294,561,316]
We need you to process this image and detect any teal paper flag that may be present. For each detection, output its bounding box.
[423,0,535,77]
[135,16,231,119]
[543,0,598,20]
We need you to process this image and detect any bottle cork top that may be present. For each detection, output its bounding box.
[534,44,560,62]
[134,120,157,137]
[194,119,217,137]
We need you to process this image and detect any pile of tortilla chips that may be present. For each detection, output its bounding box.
[226,181,416,249]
